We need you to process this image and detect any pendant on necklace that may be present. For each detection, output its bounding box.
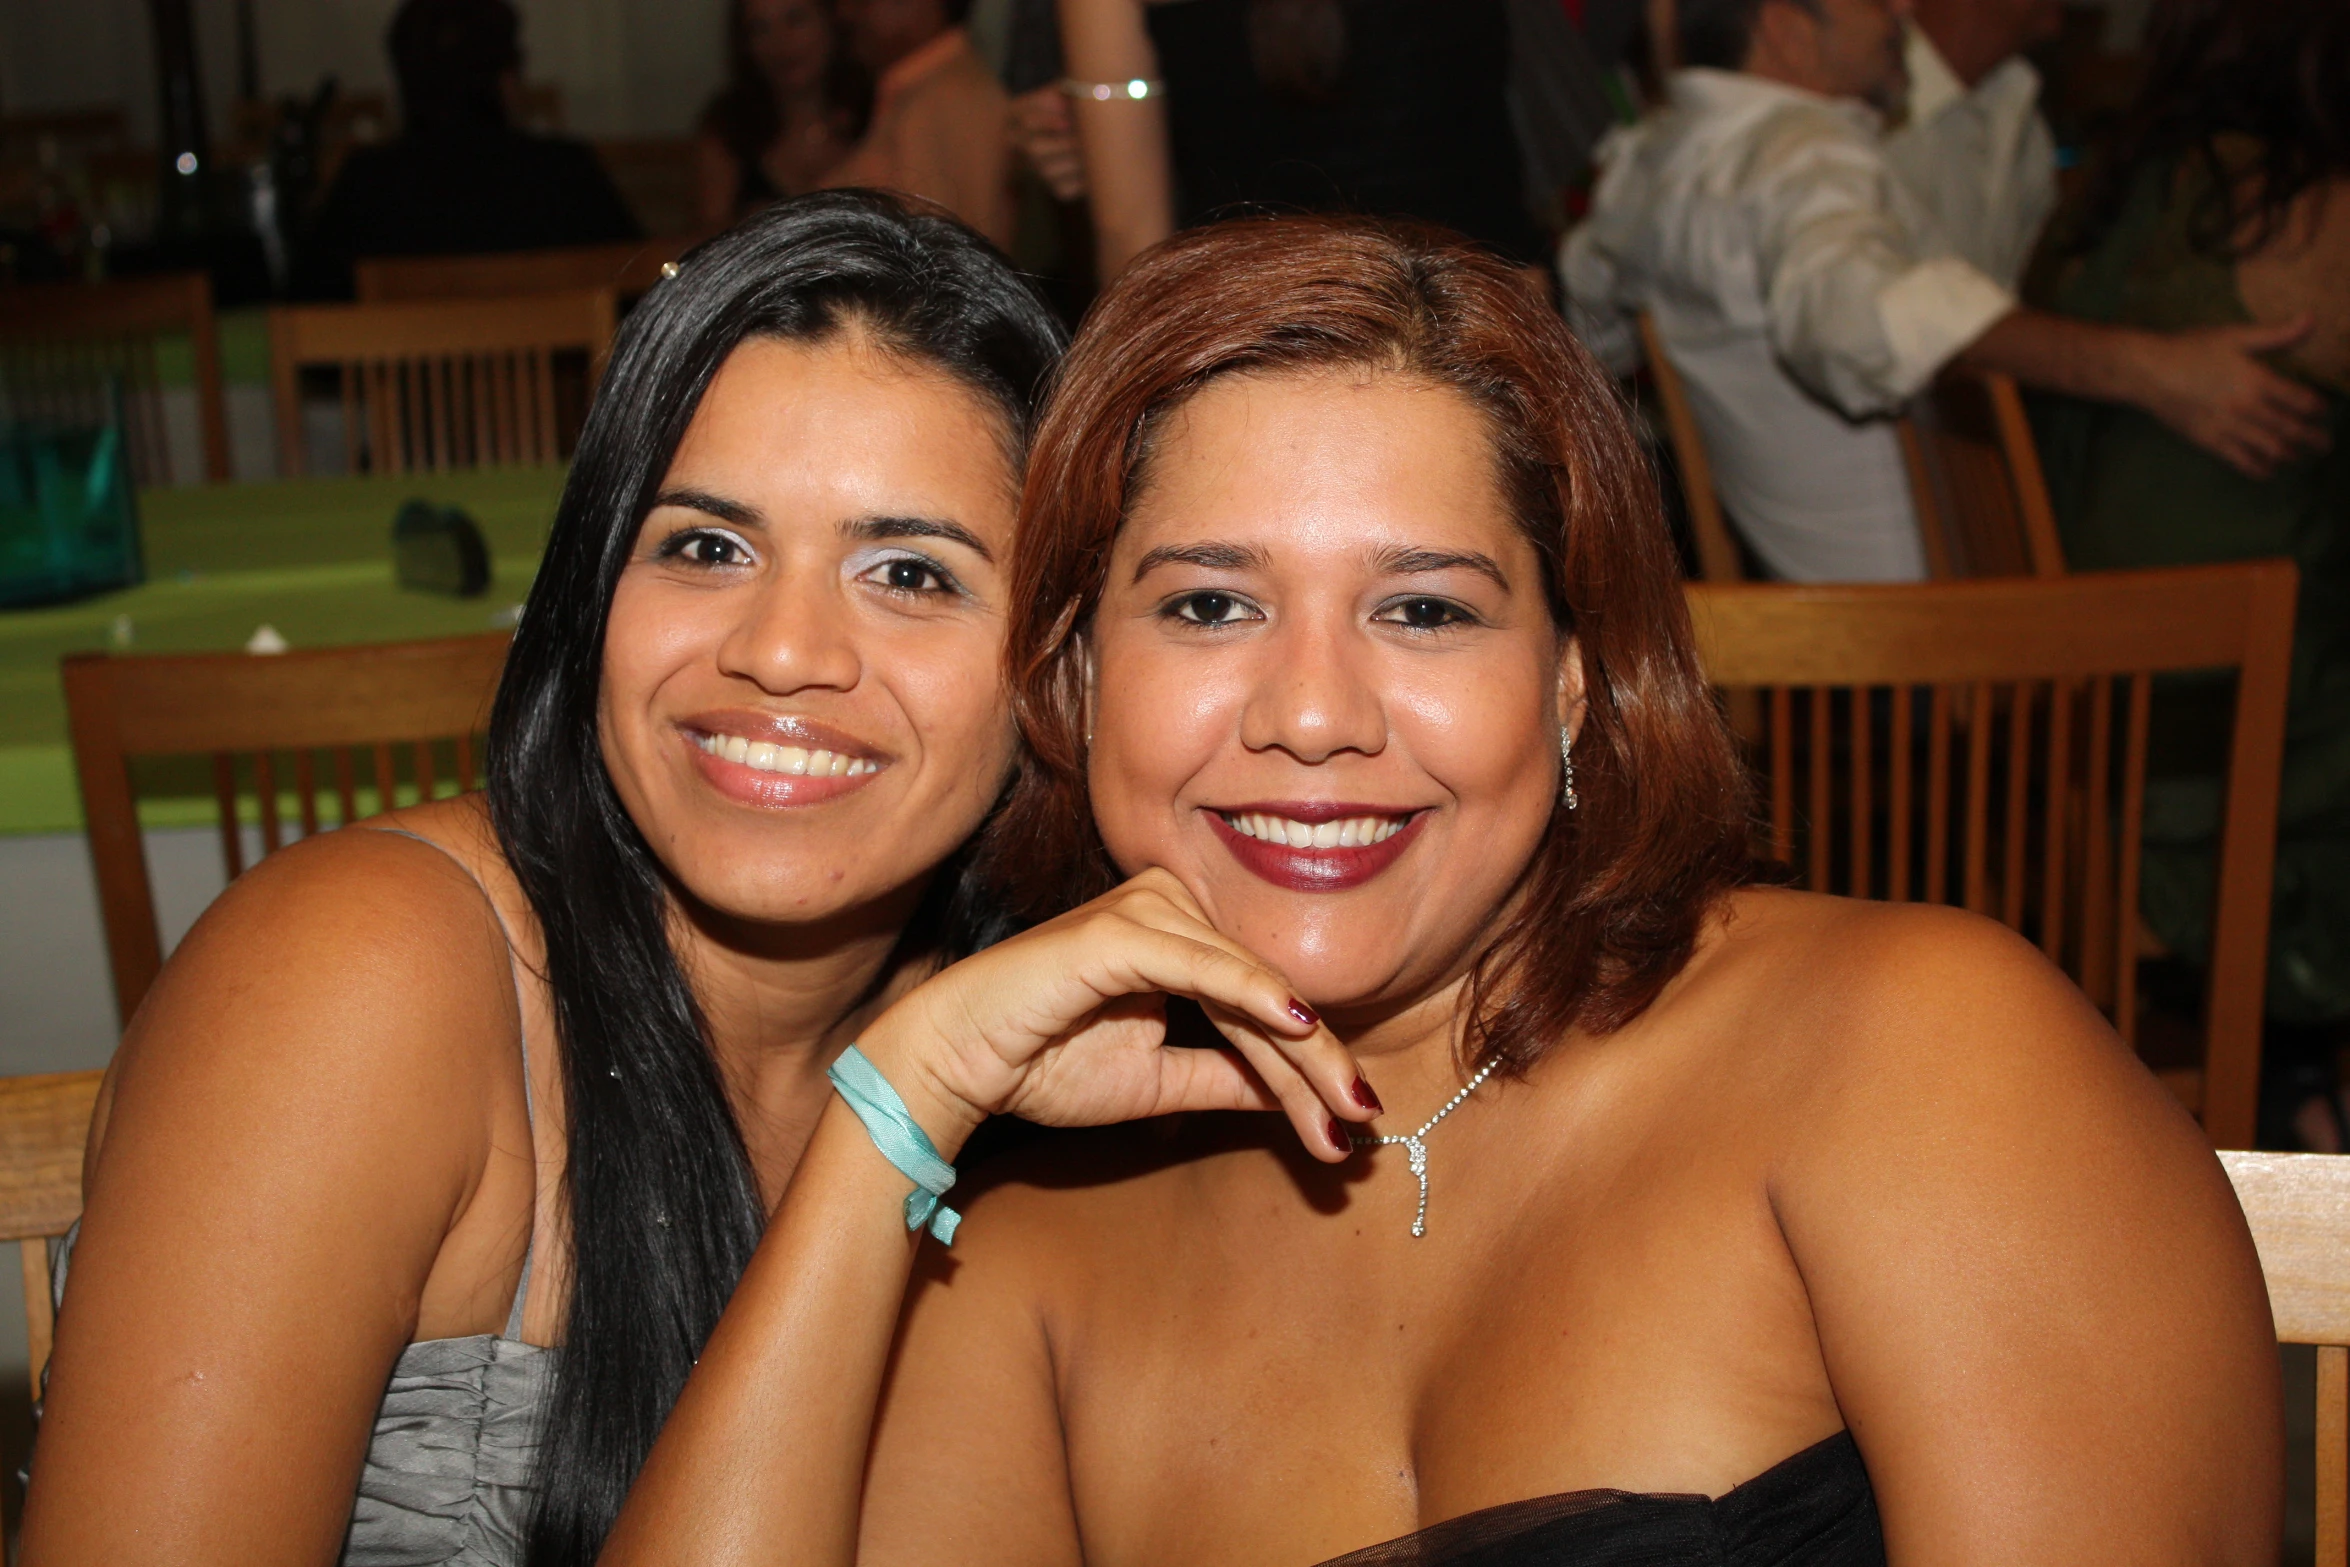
[1349,1057,1497,1237]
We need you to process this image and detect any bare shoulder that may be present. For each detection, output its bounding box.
[93,798,524,1171]
[1683,900,2279,1558]
[1680,887,2179,1130]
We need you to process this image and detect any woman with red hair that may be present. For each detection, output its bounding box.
[601,218,2279,1565]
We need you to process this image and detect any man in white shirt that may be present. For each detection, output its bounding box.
[1883,0,2060,290]
[1561,0,2329,582]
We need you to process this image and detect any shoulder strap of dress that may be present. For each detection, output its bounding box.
[364,826,540,1343]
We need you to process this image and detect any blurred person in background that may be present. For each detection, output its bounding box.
[2032,0,2350,1149]
[1055,0,1547,282]
[697,0,874,228]
[1883,0,2062,290]
[1561,0,2330,583]
[303,0,640,296]
[823,0,1018,249]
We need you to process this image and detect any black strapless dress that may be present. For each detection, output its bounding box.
[1313,1432,1884,1566]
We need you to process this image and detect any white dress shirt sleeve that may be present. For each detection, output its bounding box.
[1746,107,2016,417]
[1558,127,1645,378]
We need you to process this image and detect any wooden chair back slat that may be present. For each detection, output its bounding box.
[1899,368,2067,580]
[1635,312,1746,583]
[0,274,230,483]
[2323,1347,2348,1567]
[2040,685,2071,961]
[210,755,244,880]
[61,636,511,1024]
[268,292,613,477]
[354,238,691,304]
[2220,1150,2350,1566]
[1686,565,2298,1148]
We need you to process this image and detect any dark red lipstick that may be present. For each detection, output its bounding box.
[1205,803,1427,893]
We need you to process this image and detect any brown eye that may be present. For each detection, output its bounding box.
[657,528,750,568]
[1172,591,1256,625]
[1378,596,1474,630]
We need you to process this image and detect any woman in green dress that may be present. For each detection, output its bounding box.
[2032,0,2350,1143]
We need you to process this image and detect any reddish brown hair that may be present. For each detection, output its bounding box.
[984,218,1751,1071]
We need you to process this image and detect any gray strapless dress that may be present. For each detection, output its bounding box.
[44,826,558,1566]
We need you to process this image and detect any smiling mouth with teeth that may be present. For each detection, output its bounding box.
[1219,811,1408,850]
[692,732,882,778]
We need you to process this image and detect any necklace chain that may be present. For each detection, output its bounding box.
[1349,1056,1499,1237]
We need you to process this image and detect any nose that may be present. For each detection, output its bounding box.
[712,559,864,698]
[1236,609,1386,765]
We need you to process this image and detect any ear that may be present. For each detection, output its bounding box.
[1557,635,1590,744]
[1747,0,1825,76]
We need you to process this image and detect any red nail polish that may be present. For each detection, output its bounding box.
[1328,1115,1352,1151]
[1350,1076,1383,1114]
[1288,998,1320,1028]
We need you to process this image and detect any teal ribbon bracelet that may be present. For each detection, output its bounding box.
[826,1045,961,1245]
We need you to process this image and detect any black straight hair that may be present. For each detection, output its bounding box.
[484,189,1065,1565]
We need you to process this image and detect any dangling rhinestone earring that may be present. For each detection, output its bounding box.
[1560,725,1579,811]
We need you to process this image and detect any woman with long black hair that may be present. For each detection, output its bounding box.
[22,191,1064,1567]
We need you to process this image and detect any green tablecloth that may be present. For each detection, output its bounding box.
[0,465,565,834]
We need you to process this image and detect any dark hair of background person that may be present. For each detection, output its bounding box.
[388,0,522,131]
[699,0,874,183]
[2073,0,2350,262]
[1673,0,1813,73]
[485,190,1065,1565]
[1249,0,1349,103]
[983,217,1753,1079]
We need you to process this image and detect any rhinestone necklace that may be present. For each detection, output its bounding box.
[1350,1056,1499,1237]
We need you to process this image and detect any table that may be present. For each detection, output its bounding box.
[0,465,563,834]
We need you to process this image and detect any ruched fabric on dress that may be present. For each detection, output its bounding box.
[341,1332,556,1565]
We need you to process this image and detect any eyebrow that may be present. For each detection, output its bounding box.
[650,486,759,527]
[1130,541,1272,583]
[648,490,994,563]
[848,514,996,563]
[1129,539,1514,592]
[1371,545,1513,593]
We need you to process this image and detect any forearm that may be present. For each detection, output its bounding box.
[1059,0,1172,278]
[1076,103,1173,278]
[1955,308,2157,406]
[599,1080,976,1566]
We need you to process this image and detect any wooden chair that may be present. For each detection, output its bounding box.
[355,237,693,305]
[2223,1149,2350,1565]
[1636,311,1746,583]
[1898,367,2067,580]
[61,634,511,1025]
[0,273,231,484]
[1684,562,2299,1148]
[266,290,615,476]
[0,1069,103,1406]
